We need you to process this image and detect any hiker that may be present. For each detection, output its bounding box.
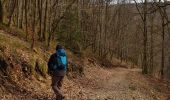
[48,44,68,100]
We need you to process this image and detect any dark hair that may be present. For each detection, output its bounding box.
[56,44,62,50]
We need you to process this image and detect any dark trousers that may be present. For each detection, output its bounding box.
[51,75,64,100]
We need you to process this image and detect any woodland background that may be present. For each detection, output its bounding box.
[0,0,170,80]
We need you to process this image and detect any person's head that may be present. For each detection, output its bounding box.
[56,44,62,51]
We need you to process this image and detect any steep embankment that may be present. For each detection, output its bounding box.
[0,30,51,99]
[0,30,170,100]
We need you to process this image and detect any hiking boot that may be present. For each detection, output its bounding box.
[56,95,65,100]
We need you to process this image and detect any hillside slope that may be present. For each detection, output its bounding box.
[0,30,170,100]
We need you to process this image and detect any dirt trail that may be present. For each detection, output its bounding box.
[1,66,169,100]
[68,67,169,100]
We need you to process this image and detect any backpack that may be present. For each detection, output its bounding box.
[48,49,67,72]
[55,49,67,70]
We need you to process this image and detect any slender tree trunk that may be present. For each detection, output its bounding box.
[31,0,37,49]
[0,0,3,23]
[25,0,28,40]
[150,20,154,74]
[38,0,42,40]
[47,0,52,49]
[20,0,24,29]
[16,0,19,27]
[42,0,48,41]
[142,0,148,74]
[98,4,102,57]
[103,1,108,57]
[161,7,165,79]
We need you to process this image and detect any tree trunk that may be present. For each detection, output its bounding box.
[31,0,37,49]
[0,0,3,23]
[38,0,42,40]
[20,0,24,29]
[42,0,48,41]
[16,0,19,27]
[8,0,16,27]
[142,0,148,74]
[161,7,166,79]
[25,0,28,40]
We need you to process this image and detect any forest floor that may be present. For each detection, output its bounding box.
[61,66,170,100]
[2,65,170,100]
[0,30,170,100]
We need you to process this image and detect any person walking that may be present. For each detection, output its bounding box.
[48,44,68,100]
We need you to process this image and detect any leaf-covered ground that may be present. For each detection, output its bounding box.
[0,31,170,100]
[66,66,170,100]
[1,65,169,100]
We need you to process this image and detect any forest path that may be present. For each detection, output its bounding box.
[70,67,169,100]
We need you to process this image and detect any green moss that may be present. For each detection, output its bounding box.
[27,54,47,77]
[38,59,47,74]
[35,58,47,78]
[29,57,36,75]
[39,62,47,74]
